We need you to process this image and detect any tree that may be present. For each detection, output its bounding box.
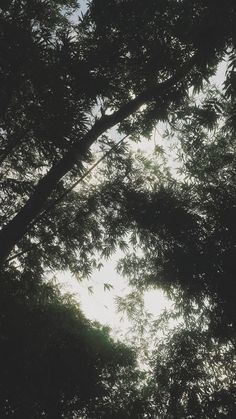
[94,54,236,417]
[0,269,143,418]
[115,75,236,340]
[1,1,236,417]
[109,79,236,413]
[0,0,235,268]
[147,321,236,418]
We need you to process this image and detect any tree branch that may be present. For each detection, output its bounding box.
[0,54,198,265]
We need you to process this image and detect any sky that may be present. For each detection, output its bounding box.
[79,0,88,14]
[59,244,172,343]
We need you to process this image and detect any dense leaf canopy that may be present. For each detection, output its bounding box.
[0,0,235,266]
[1,0,236,417]
[0,270,141,418]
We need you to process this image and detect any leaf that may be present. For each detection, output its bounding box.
[87,286,94,295]
[103,283,113,292]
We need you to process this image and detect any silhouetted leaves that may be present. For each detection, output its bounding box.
[1,1,236,417]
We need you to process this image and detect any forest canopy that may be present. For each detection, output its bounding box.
[0,0,236,417]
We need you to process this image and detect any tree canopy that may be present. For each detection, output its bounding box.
[0,0,235,266]
[0,271,141,418]
[1,0,236,417]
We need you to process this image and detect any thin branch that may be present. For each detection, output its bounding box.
[5,134,129,264]
[28,133,129,230]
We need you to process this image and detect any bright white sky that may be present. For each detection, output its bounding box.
[59,240,172,342]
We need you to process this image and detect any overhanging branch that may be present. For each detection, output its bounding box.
[0,54,198,265]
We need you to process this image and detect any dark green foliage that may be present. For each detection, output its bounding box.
[1,0,236,266]
[1,1,236,418]
[0,269,139,418]
[93,71,236,417]
[148,324,236,418]
[113,84,236,343]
